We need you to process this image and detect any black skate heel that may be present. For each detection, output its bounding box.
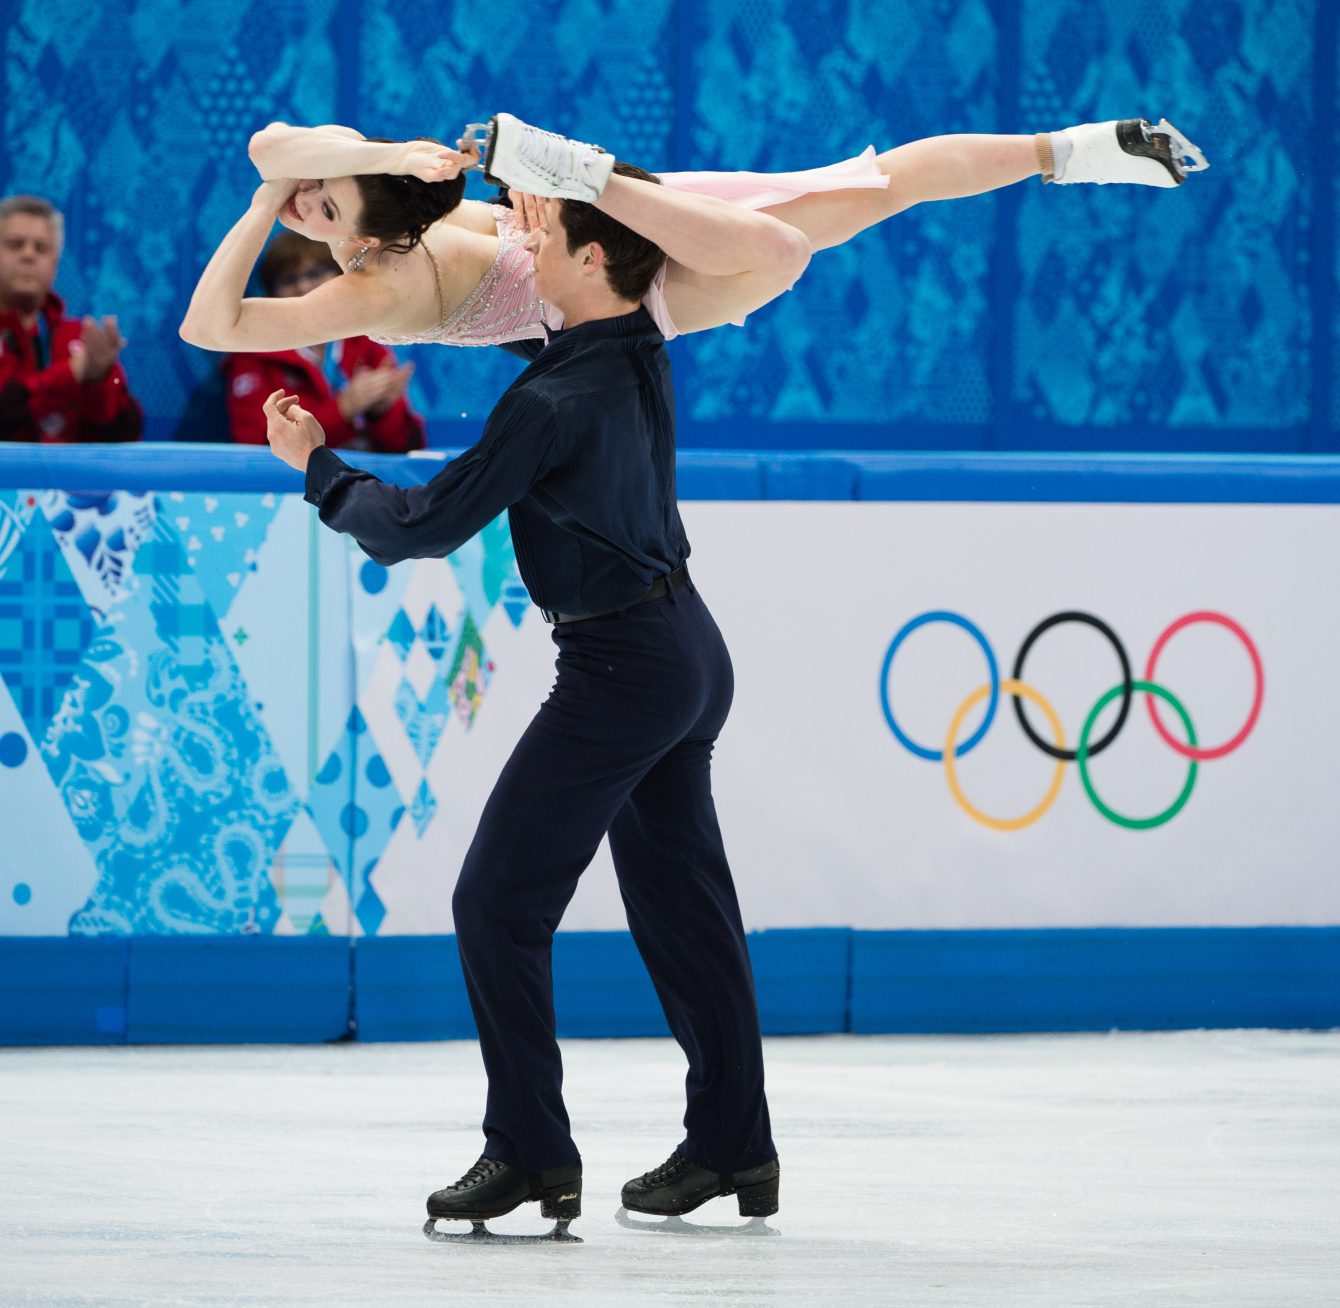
[539,1176,582,1221]
[735,1174,779,1217]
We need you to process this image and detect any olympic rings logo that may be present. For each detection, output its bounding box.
[879,610,1264,831]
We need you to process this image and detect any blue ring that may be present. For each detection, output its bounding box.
[880,611,999,761]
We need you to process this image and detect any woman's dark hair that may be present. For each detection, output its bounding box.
[353,137,466,255]
[558,161,666,302]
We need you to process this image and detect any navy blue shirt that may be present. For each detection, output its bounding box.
[304,308,690,616]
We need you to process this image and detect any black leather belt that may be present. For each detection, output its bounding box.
[541,564,690,625]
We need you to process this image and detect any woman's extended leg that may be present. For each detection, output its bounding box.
[760,133,1041,252]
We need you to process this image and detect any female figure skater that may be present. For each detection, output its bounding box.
[180,112,1206,354]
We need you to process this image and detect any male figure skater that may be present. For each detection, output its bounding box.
[263,167,778,1241]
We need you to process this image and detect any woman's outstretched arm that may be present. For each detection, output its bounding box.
[179,182,397,352]
[248,122,467,183]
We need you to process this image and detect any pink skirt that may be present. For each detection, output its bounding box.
[548,148,889,340]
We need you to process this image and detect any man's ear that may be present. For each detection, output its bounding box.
[582,242,606,276]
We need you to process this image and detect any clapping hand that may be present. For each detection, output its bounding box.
[263,390,326,472]
[69,316,126,384]
[338,360,415,422]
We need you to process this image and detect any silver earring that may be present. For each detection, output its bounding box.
[347,245,370,272]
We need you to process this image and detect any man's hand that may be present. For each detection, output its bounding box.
[263,390,326,471]
[510,190,551,234]
[69,316,126,384]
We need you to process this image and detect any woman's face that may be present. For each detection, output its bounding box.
[276,177,365,244]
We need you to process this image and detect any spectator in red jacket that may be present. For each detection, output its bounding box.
[223,232,424,452]
[0,195,142,443]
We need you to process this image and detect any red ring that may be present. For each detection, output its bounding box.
[1143,612,1263,760]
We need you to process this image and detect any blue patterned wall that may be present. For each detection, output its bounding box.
[2,0,1335,452]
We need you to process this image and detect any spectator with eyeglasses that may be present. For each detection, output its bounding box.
[222,231,424,452]
[0,194,142,443]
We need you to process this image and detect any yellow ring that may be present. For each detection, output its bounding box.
[943,679,1066,832]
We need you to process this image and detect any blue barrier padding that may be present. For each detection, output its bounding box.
[676,453,766,500]
[0,938,128,1045]
[761,455,862,501]
[848,452,1340,504]
[552,932,670,1038]
[850,927,1340,1034]
[8,445,1340,503]
[748,929,852,1033]
[126,938,351,1043]
[7,927,1338,1044]
[354,936,475,1042]
[350,929,852,1041]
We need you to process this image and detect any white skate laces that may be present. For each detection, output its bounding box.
[1050,118,1209,188]
[484,112,616,201]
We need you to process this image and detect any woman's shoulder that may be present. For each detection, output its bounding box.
[440,197,508,236]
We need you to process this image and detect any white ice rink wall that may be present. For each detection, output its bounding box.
[1,446,1337,1043]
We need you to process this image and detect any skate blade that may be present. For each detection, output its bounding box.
[423,1216,582,1244]
[459,123,489,170]
[615,1207,779,1237]
[1151,118,1209,174]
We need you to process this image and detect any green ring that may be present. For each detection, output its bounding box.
[1078,681,1198,830]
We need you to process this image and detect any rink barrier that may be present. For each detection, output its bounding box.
[4,447,1340,1044]
[2,928,1336,1045]
[5,444,1340,502]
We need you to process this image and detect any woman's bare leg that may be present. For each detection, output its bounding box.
[761,134,1042,252]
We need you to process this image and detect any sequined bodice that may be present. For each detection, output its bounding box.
[370,205,550,349]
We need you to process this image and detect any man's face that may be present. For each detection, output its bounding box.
[523,201,586,310]
[0,213,60,310]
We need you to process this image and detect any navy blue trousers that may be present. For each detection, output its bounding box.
[451,583,775,1176]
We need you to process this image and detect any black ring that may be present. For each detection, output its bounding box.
[1010,611,1132,762]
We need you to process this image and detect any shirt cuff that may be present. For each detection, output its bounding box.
[303,444,346,508]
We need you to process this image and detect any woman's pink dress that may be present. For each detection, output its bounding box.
[371,148,888,349]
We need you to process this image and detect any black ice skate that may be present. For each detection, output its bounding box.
[616,1150,780,1236]
[423,1155,583,1244]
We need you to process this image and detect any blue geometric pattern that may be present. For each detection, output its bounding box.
[0,512,97,739]
[36,513,301,936]
[685,0,998,427]
[4,1,1332,451]
[42,491,156,620]
[395,677,450,768]
[2,473,521,940]
[162,492,281,623]
[1013,0,1313,433]
[307,706,405,920]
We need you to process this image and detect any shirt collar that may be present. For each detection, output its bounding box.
[543,306,662,351]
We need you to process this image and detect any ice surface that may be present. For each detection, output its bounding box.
[1,1031,1336,1306]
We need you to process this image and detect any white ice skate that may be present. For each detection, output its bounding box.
[1051,118,1209,187]
[483,111,616,200]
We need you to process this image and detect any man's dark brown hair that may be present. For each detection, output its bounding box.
[558,162,667,302]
